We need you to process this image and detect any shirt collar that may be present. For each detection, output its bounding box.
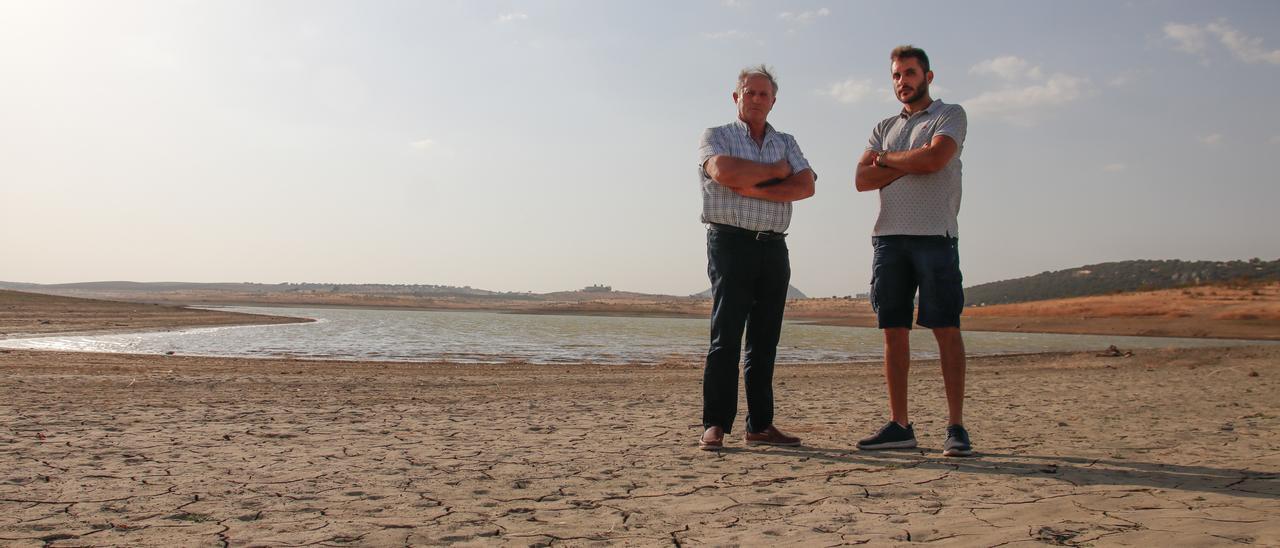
[733,118,776,139]
[899,98,944,119]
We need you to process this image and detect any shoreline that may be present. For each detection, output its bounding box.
[0,345,1083,367]
[3,296,1274,366]
[1,339,1270,367]
[5,312,1272,366]
[9,283,1280,342]
[0,318,316,343]
[0,289,313,341]
[163,296,1280,342]
[8,302,1277,348]
[158,300,1280,342]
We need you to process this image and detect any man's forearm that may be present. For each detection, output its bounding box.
[855,164,905,192]
[877,137,956,174]
[734,169,815,203]
[706,155,789,189]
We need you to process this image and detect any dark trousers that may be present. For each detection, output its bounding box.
[702,228,790,434]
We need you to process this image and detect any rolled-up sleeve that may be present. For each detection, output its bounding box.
[784,134,816,181]
[698,128,727,178]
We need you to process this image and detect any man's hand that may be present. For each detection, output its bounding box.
[705,155,792,189]
[732,168,815,203]
[855,149,905,192]
[773,157,792,179]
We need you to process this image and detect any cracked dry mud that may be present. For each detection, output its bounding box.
[1,346,1276,546]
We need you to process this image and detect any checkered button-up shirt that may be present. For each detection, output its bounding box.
[698,119,814,233]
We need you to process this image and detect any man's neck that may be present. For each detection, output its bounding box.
[902,95,934,114]
[740,116,768,142]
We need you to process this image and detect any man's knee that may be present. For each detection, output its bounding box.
[931,326,962,343]
[884,327,910,337]
[884,327,911,347]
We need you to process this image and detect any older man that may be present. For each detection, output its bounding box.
[696,65,816,451]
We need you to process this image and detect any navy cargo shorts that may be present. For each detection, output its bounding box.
[870,235,964,329]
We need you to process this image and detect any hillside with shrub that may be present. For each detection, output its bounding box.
[966,258,1280,306]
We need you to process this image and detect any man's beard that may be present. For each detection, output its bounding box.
[898,81,928,104]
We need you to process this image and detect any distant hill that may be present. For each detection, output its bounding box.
[0,280,815,302]
[693,285,808,300]
[966,258,1280,306]
[0,281,689,303]
[0,281,513,298]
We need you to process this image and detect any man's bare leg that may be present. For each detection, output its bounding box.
[932,327,966,426]
[884,327,912,426]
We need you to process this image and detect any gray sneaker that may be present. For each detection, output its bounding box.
[857,421,917,450]
[943,424,973,457]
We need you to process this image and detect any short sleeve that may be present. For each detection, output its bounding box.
[698,128,727,177]
[935,105,967,146]
[867,121,886,152]
[784,134,817,181]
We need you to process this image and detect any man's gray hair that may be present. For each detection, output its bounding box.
[736,64,779,94]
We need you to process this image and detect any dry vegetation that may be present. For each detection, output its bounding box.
[957,282,1280,340]
[969,282,1280,321]
[781,283,1280,341]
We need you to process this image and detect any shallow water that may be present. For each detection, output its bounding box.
[0,306,1270,364]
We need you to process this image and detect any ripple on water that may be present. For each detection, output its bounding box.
[0,306,1272,365]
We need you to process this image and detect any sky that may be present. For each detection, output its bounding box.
[2,1,1279,297]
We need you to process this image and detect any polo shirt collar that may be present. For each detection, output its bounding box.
[899,98,945,119]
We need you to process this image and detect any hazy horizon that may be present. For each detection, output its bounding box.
[3,1,1279,297]
[6,253,1280,299]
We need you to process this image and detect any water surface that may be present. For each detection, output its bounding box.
[0,306,1268,364]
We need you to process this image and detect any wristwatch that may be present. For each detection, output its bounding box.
[874,151,888,168]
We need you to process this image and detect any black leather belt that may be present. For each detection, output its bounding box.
[708,222,787,241]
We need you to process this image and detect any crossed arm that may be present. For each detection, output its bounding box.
[854,134,958,192]
[704,156,816,203]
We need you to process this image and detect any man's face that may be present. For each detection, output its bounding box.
[891,57,932,105]
[733,75,776,125]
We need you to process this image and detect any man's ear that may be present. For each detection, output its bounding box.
[732,92,740,104]
[926,71,934,85]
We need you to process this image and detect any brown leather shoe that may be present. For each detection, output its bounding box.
[699,426,725,451]
[744,425,800,446]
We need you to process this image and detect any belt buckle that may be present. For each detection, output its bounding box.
[755,231,769,241]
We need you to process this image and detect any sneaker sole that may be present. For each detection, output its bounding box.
[856,440,918,450]
[744,440,801,447]
[942,448,973,457]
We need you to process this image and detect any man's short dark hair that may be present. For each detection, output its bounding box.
[890,45,930,73]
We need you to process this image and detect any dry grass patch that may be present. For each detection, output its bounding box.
[969,282,1280,321]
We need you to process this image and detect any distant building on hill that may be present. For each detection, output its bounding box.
[583,284,612,293]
